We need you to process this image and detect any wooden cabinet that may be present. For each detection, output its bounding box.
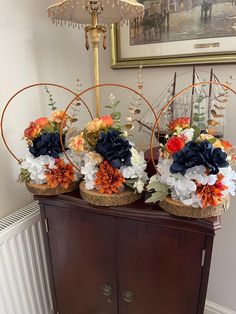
[38,192,220,314]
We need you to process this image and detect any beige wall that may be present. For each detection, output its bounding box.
[99,39,236,311]
[0,0,92,219]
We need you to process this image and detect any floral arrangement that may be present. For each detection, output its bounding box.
[69,96,147,195]
[19,95,79,190]
[146,117,236,209]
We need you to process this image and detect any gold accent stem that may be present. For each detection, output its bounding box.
[90,13,100,118]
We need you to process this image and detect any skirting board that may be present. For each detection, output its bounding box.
[205,301,236,314]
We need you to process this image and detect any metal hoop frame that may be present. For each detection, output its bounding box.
[59,83,157,172]
[149,81,236,175]
[1,83,93,163]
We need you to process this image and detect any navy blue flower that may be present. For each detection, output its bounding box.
[170,140,229,175]
[29,132,65,158]
[95,130,132,168]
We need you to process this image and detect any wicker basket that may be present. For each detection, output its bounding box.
[79,181,142,207]
[25,181,79,196]
[160,196,230,218]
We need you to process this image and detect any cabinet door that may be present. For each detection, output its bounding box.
[118,219,205,314]
[45,206,118,314]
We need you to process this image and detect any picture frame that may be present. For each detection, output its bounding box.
[111,1,236,69]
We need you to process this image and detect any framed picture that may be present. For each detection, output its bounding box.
[111,0,236,68]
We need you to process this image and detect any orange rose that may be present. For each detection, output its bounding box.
[24,121,41,140]
[35,117,49,128]
[85,118,104,133]
[51,110,68,128]
[100,115,113,128]
[166,136,185,154]
[169,117,190,131]
[221,140,232,150]
[70,134,85,153]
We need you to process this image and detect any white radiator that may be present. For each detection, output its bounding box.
[0,201,54,314]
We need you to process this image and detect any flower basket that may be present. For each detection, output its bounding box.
[61,85,156,207]
[146,81,236,218]
[26,181,79,196]
[160,196,230,218]
[79,181,142,206]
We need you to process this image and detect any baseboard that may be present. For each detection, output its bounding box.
[205,300,236,314]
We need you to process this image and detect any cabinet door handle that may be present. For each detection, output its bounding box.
[101,284,112,297]
[122,291,134,303]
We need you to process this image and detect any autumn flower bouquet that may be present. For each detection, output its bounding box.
[146,117,236,218]
[68,97,147,206]
[19,106,80,195]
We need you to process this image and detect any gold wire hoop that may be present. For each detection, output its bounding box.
[59,83,157,172]
[149,81,236,175]
[1,83,93,164]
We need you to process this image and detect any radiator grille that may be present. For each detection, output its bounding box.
[0,201,39,232]
[0,202,54,314]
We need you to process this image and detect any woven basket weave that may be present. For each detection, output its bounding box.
[79,181,142,207]
[25,181,79,196]
[160,196,230,218]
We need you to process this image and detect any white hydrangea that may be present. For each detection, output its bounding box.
[80,152,99,190]
[180,128,195,142]
[219,167,236,196]
[21,154,56,184]
[134,179,145,193]
[185,165,217,186]
[121,148,147,181]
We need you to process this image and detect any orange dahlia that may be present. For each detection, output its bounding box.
[169,117,190,131]
[197,173,227,208]
[95,160,125,194]
[45,159,75,189]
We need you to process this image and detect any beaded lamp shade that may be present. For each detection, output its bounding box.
[48,0,144,26]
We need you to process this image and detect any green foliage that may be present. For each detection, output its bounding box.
[106,97,121,129]
[125,178,138,190]
[192,125,201,141]
[45,86,57,111]
[18,168,31,183]
[145,181,169,203]
[192,93,206,130]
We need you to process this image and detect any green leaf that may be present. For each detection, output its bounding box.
[146,181,169,192]
[193,117,200,122]
[192,125,201,141]
[145,190,168,203]
[114,101,120,107]
[105,105,112,109]
[198,123,206,130]
[111,112,121,120]
[208,138,217,144]
[199,117,205,122]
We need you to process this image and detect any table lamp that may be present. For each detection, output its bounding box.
[48,0,144,117]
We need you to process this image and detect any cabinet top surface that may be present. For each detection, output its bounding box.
[36,191,221,235]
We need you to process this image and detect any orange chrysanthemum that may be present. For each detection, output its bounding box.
[95,160,125,195]
[197,173,227,208]
[45,159,75,189]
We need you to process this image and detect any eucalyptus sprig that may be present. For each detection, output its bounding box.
[45,86,57,111]
[105,94,121,129]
